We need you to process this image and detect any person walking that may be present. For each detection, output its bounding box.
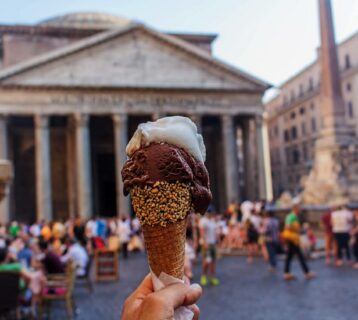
[352,210,358,270]
[321,210,336,265]
[331,204,353,267]
[263,211,280,271]
[199,212,219,286]
[282,205,315,280]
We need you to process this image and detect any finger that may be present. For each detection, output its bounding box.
[155,282,202,309]
[132,273,153,297]
[187,304,200,320]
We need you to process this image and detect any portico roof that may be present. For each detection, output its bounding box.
[0,22,271,91]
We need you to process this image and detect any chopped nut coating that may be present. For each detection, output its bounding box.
[130,181,192,227]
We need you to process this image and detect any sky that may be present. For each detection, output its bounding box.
[0,0,358,95]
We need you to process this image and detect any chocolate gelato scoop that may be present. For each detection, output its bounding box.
[122,142,212,214]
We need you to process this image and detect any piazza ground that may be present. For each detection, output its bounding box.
[48,252,358,320]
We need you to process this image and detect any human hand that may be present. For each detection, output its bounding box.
[121,273,202,320]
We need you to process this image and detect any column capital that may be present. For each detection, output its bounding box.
[34,114,50,129]
[221,113,234,123]
[152,112,165,121]
[112,113,128,125]
[190,114,202,121]
[255,114,264,126]
[73,113,90,127]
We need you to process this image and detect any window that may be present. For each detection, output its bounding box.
[303,142,308,161]
[310,102,315,110]
[299,84,304,96]
[309,77,314,91]
[299,107,305,115]
[346,82,352,92]
[291,112,296,119]
[311,118,316,132]
[284,130,290,142]
[348,101,354,118]
[291,126,297,140]
[290,90,295,102]
[301,122,306,136]
[284,95,288,105]
[293,149,300,164]
[286,147,291,165]
[288,175,292,184]
[345,54,351,69]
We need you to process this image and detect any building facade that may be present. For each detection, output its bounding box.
[0,13,271,223]
[266,31,358,198]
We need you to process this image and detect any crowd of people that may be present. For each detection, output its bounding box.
[0,201,357,316]
[0,214,141,316]
[183,200,358,284]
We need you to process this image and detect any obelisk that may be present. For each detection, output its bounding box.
[302,0,358,205]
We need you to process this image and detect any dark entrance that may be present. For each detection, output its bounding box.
[96,153,116,217]
[10,117,36,223]
[90,116,116,217]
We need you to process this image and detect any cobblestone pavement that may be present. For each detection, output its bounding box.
[50,252,357,320]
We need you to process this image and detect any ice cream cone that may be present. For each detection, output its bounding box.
[130,181,192,279]
[122,117,212,282]
[142,219,187,279]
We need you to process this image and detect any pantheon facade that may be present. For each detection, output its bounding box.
[0,13,271,223]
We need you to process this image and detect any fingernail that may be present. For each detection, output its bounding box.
[190,283,202,291]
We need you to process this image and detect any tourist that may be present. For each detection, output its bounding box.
[61,238,89,276]
[282,205,315,280]
[29,221,41,238]
[263,210,280,271]
[73,217,86,243]
[199,212,219,286]
[352,210,358,269]
[227,200,239,225]
[118,215,131,259]
[41,222,52,242]
[331,204,353,267]
[245,217,259,264]
[184,240,195,280]
[38,239,65,274]
[321,209,336,265]
[241,200,254,222]
[121,274,202,320]
[9,220,20,238]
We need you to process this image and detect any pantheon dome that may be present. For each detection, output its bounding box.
[38,12,131,29]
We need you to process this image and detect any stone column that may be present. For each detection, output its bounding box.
[221,114,240,207]
[73,113,92,218]
[255,113,273,201]
[34,114,53,221]
[190,114,202,133]
[112,114,130,216]
[242,118,255,200]
[66,118,76,219]
[0,115,10,222]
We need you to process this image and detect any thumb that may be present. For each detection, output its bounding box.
[155,283,202,309]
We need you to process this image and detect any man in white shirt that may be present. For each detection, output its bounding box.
[118,216,131,259]
[331,205,353,267]
[61,239,89,276]
[29,222,41,238]
[199,212,219,286]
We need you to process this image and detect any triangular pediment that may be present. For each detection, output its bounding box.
[0,24,269,91]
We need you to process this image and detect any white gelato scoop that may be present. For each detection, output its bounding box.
[126,116,206,162]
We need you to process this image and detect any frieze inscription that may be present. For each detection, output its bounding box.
[50,94,232,108]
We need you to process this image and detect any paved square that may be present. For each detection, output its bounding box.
[50,253,357,320]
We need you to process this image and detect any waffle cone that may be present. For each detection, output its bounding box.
[142,219,187,279]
